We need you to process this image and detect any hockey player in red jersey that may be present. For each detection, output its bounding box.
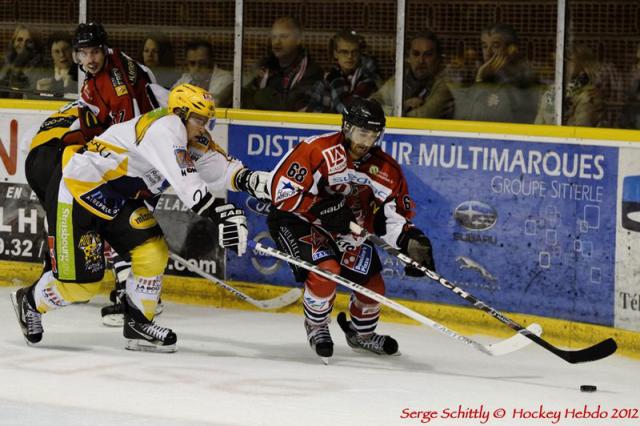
[73,22,167,323]
[267,97,435,361]
[73,22,162,134]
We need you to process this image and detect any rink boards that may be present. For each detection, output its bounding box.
[1,100,639,354]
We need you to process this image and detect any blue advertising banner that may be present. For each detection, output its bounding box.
[227,124,618,326]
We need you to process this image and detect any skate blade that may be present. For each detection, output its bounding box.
[102,314,124,327]
[125,339,177,353]
[10,292,40,346]
[155,303,164,316]
[348,346,402,356]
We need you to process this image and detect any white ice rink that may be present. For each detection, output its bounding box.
[0,286,638,426]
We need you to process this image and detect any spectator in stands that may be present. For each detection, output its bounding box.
[242,16,323,111]
[370,31,453,118]
[141,34,179,89]
[0,24,44,98]
[307,29,381,113]
[535,44,606,127]
[455,23,540,124]
[620,44,640,129]
[34,32,77,99]
[173,40,232,107]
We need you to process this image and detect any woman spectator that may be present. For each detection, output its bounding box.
[141,33,178,89]
[0,24,44,98]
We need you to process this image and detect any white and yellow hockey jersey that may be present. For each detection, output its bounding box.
[61,108,244,220]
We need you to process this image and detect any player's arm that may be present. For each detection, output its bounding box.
[269,142,322,212]
[374,168,435,275]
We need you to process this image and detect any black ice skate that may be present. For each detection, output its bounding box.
[10,288,43,344]
[123,308,177,353]
[337,312,399,355]
[304,320,334,364]
[102,279,125,327]
[103,296,164,327]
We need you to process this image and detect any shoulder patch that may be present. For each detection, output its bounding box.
[274,176,302,203]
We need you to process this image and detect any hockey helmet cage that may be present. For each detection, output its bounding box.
[168,83,216,122]
[342,97,386,133]
[73,22,108,50]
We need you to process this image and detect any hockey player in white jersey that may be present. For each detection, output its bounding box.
[11,84,269,352]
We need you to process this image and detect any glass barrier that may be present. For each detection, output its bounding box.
[405,0,558,124]
[566,0,640,129]
[2,0,640,131]
[0,0,79,101]
[241,0,397,113]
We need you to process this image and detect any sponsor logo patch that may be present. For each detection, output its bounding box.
[47,236,57,274]
[174,148,197,176]
[129,207,157,230]
[340,244,373,274]
[322,145,348,174]
[78,231,103,273]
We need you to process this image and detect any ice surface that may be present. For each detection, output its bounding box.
[0,286,638,426]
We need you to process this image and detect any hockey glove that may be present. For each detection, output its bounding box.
[193,195,248,256]
[234,168,271,201]
[309,195,355,234]
[212,204,248,256]
[398,228,435,277]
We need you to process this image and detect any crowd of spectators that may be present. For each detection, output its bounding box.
[0,18,638,130]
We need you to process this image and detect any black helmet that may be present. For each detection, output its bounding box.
[342,97,386,133]
[73,22,108,50]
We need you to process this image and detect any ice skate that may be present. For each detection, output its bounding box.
[101,302,125,327]
[337,312,399,355]
[10,288,43,345]
[304,320,333,364]
[123,312,177,353]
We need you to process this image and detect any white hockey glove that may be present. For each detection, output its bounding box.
[213,203,248,256]
[234,168,271,201]
[193,195,248,256]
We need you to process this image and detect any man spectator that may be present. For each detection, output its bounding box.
[173,40,232,107]
[370,31,453,118]
[307,29,381,113]
[243,16,323,111]
[34,32,77,99]
[455,23,540,124]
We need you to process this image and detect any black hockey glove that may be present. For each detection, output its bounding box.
[234,168,271,201]
[193,195,248,256]
[309,195,355,234]
[398,227,435,277]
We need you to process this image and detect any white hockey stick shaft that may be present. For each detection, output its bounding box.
[249,241,540,357]
[169,252,301,310]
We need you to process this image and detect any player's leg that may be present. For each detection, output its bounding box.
[11,176,104,344]
[104,202,176,353]
[337,242,399,355]
[268,211,339,360]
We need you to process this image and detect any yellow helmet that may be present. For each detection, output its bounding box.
[168,83,216,121]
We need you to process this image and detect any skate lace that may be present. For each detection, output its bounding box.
[140,322,170,340]
[358,333,386,351]
[24,303,43,335]
[309,324,332,344]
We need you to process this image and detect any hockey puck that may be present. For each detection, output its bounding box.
[580,385,597,392]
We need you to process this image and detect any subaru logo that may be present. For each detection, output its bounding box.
[454,201,497,231]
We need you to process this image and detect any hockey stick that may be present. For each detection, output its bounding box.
[349,223,617,364]
[249,241,542,357]
[169,252,302,310]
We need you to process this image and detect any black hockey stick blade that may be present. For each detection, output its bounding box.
[529,334,617,364]
[349,222,619,364]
